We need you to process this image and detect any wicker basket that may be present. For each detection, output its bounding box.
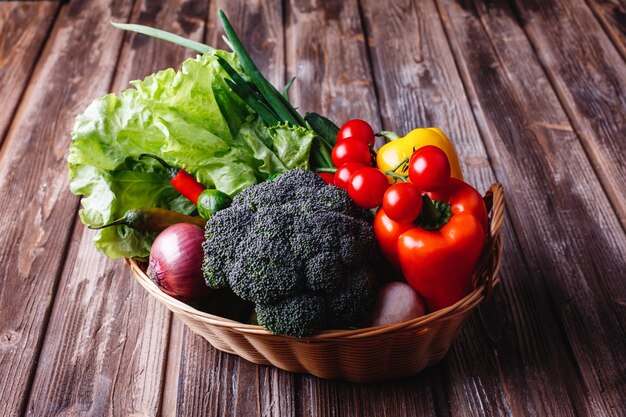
[129,183,504,382]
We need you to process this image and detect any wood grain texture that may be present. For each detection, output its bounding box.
[162,317,185,417]
[112,0,208,91]
[437,0,626,414]
[176,332,296,417]
[0,1,59,143]
[361,0,596,415]
[510,0,626,230]
[23,0,208,416]
[0,0,134,415]
[586,0,626,60]
[297,367,446,417]
[25,229,169,416]
[170,1,296,416]
[286,0,380,127]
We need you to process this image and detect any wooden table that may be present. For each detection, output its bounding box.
[1,0,624,415]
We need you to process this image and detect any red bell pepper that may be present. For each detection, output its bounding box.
[374,178,488,311]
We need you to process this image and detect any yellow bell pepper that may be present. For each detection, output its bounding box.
[376,128,463,181]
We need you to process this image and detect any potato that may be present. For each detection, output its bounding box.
[371,282,426,326]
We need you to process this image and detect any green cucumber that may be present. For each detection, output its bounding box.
[305,112,340,147]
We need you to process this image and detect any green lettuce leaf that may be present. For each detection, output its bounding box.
[235,119,314,175]
[71,163,195,258]
[69,51,317,259]
[269,123,315,169]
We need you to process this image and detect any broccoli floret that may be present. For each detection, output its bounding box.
[229,236,302,304]
[256,295,326,338]
[202,169,380,337]
[328,267,378,326]
[304,251,345,292]
[202,206,255,287]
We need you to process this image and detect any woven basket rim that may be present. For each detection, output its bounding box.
[129,258,499,339]
[129,182,504,341]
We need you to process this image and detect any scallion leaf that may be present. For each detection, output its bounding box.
[218,10,301,126]
[111,21,214,54]
[282,76,296,101]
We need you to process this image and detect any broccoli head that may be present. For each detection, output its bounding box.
[201,169,381,337]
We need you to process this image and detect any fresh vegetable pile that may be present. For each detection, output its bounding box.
[68,11,489,337]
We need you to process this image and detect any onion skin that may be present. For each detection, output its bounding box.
[147,223,211,301]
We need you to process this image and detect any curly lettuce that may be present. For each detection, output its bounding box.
[69,51,314,259]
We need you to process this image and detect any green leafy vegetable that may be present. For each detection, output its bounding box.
[236,119,314,174]
[218,10,301,127]
[281,76,296,101]
[111,21,214,54]
[71,163,195,258]
[113,17,334,171]
[305,112,339,148]
[69,51,315,259]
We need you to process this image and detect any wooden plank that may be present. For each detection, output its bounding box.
[285,0,380,126]
[298,367,446,417]
[23,0,208,415]
[285,1,445,415]
[25,233,169,416]
[206,0,285,87]
[176,332,296,417]
[585,0,626,60]
[161,317,185,417]
[0,1,59,143]
[0,0,134,415]
[171,2,296,416]
[509,0,626,230]
[361,0,598,415]
[435,0,626,414]
[112,0,208,91]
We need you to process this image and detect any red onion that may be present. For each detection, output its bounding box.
[147,223,210,301]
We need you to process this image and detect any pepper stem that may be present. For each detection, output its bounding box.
[420,195,441,223]
[390,157,409,173]
[383,157,410,183]
[139,153,179,179]
[415,195,452,230]
[139,153,171,169]
[376,131,400,141]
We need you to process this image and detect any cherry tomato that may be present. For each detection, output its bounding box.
[382,182,423,223]
[318,172,335,185]
[337,119,376,147]
[373,208,414,268]
[408,145,451,191]
[348,167,389,209]
[331,138,372,167]
[334,162,364,190]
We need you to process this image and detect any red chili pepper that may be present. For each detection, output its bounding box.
[139,154,206,205]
